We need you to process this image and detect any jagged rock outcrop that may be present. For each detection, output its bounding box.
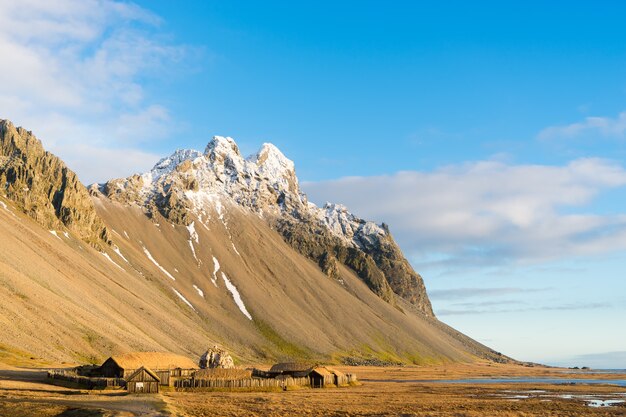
[0,120,110,248]
[99,136,434,316]
[199,346,235,369]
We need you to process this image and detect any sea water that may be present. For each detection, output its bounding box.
[368,377,626,386]
[364,376,626,407]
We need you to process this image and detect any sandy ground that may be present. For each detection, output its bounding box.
[1,363,625,416]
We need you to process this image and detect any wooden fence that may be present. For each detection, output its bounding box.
[155,370,170,386]
[335,373,358,386]
[47,370,125,389]
[48,369,357,391]
[174,376,310,390]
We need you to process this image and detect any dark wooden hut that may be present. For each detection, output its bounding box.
[126,366,160,394]
[309,366,334,388]
[267,363,336,388]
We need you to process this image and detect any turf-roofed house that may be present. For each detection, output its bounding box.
[99,352,197,386]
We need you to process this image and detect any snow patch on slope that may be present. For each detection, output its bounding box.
[197,211,211,230]
[193,285,204,298]
[187,221,199,243]
[221,272,252,320]
[186,221,200,262]
[112,246,129,263]
[101,252,123,270]
[211,256,220,287]
[172,287,195,310]
[215,200,225,222]
[142,246,176,280]
[188,240,198,261]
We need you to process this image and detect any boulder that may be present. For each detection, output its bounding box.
[199,346,234,369]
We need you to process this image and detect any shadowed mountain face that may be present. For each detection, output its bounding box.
[0,120,508,365]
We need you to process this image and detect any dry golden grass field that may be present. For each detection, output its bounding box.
[2,362,626,416]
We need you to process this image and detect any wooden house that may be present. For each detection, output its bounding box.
[327,368,349,386]
[126,366,160,394]
[99,352,197,385]
[267,362,335,388]
[309,366,335,388]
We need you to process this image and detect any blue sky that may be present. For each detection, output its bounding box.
[1,1,625,367]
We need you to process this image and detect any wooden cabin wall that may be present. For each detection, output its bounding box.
[127,381,159,393]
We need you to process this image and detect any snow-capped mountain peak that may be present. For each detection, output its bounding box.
[205,136,241,159]
[103,135,390,261]
[151,149,203,179]
[252,143,295,176]
[319,202,386,250]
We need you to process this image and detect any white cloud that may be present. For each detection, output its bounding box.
[0,0,186,183]
[429,287,549,300]
[437,302,610,317]
[568,351,626,369]
[115,105,172,142]
[303,158,626,268]
[538,111,626,140]
[52,143,161,185]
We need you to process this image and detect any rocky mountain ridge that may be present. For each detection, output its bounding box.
[0,120,109,248]
[98,136,433,315]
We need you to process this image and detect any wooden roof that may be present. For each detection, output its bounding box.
[105,352,197,370]
[268,362,314,373]
[310,366,332,377]
[125,366,160,382]
[326,367,345,377]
